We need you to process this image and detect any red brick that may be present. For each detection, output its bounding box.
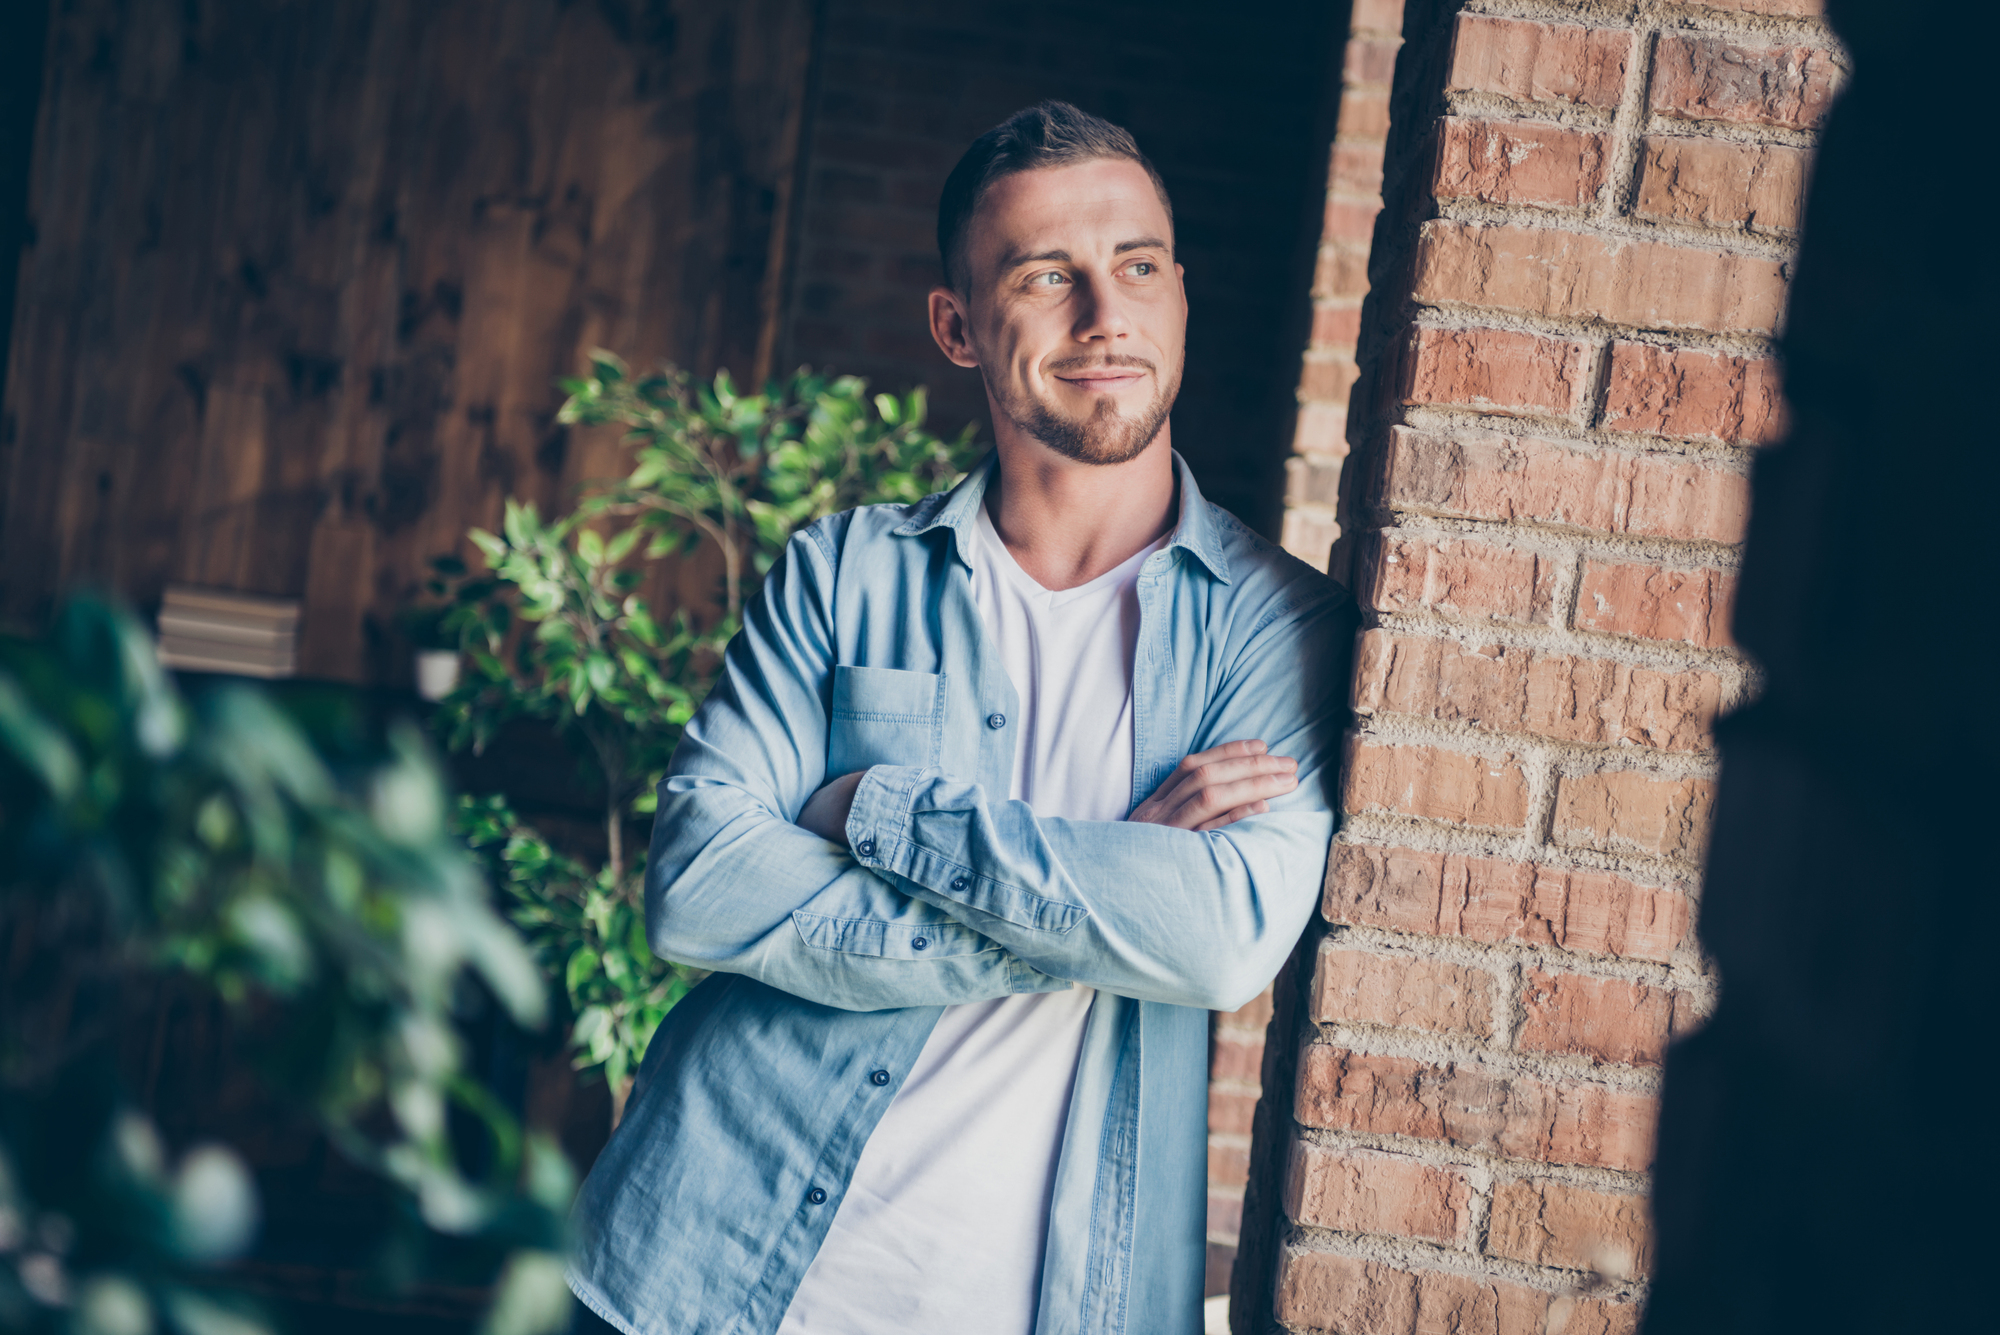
[1381,426,1751,544]
[1285,1143,1472,1243]
[1401,326,1590,420]
[1280,508,1341,572]
[1324,195,1384,244]
[1312,302,1364,347]
[1291,404,1349,458]
[1275,1251,1639,1334]
[1345,34,1402,85]
[1325,845,1692,962]
[1350,0,1406,33]
[1338,86,1392,140]
[1312,943,1495,1036]
[1286,454,1345,509]
[1204,1244,1235,1301]
[1446,16,1630,109]
[1354,629,1721,752]
[1209,1140,1251,1188]
[1314,244,1372,299]
[1414,221,1788,335]
[1574,560,1738,648]
[1651,34,1843,130]
[1294,1046,1658,1171]
[1601,341,1785,446]
[1208,1187,1243,1235]
[1343,740,1531,831]
[1553,771,1716,862]
[1210,1030,1264,1083]
[1695,0,1821,12]
[1634,137,1809,235]
[1518,969,1682,1067]
[1332,140,1386,195]
[1361,530,1559,625]
[1489,1178,1654,1280]
[1435,117,1608,209]
[1300,348,1362,401]
[1209,1083,1258,1137]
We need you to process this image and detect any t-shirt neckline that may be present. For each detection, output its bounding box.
[972,502,1168,607]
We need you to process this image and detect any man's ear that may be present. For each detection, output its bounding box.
[928,286,980,369]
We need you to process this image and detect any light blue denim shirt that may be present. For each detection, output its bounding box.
[568,452,1354,1335]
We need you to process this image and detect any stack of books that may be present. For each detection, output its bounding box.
[155,586,301,678]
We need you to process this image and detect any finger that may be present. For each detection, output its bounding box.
[1194,799,1270,833]
[1171,772,1297,826]
[1180,739,1268,770]
[1185,753,1297,789]
[1139,743,1280,815]
[1149,755,1295,823]
[1132,741,1282,823]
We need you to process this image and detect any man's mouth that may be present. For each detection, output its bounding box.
[1052,363,1149,392]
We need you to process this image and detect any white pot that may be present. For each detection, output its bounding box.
[415,649,462,701]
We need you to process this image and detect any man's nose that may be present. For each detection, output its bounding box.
[1070,271,1133,343]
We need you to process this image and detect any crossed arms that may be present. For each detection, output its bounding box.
[644,525,1352,1013]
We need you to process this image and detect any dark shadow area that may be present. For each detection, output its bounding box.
[1644,2,1996,1330]
[0,1,46,395]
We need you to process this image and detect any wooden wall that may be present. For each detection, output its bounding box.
[0,0,818,684]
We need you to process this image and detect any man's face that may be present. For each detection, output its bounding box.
[932,158,1186,466]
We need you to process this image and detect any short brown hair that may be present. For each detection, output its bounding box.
[935,101,1173,292]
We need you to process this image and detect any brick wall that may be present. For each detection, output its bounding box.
[1208,0,1402,1300]
[778,0,1348,534]
[1244,2,1841,1330]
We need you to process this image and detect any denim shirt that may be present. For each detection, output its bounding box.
[567,452,1354,1335]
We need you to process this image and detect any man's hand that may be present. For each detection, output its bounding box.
[798,770,866,845]
[1129,740,1297,832]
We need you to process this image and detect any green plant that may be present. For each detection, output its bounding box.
[429,359,979,1099]
[0,598,574,1335]
[455,794,698,1121]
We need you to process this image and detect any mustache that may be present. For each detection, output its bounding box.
[1046,354,1155,375]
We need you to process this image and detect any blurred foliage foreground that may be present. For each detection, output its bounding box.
[0,600,571,1335]
[0,360,976,1333]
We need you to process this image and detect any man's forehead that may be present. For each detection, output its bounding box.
[972,160,1173,260]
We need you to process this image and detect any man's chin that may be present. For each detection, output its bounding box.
[1014,395,1173,468]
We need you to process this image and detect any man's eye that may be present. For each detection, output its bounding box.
[1128,262,1155,276]
[1032,271,1069,286]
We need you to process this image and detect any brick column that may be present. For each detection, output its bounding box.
[1255,2,1840,1330]
[1209,0,1406,1304]
[1280,0,1405,570]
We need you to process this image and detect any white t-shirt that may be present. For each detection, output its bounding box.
[775,502,1165,1335]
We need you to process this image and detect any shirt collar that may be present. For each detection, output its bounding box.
[892,448,1233,585]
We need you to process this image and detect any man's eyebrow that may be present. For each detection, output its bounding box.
[1000,247,1071,270]
[998,236,1172,270]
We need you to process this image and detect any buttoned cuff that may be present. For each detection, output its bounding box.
[844,764,926,867]
[844,766,1086,935]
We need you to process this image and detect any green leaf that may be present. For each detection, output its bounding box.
[566,947,600,993]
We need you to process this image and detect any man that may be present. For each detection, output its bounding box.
[567,101,1353,1335]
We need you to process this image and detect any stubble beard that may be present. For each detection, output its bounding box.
[994,354,1183,467]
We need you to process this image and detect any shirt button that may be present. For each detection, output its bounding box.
[871,1070,891,1086]
[911,936,929,950]
[986,713,1006,729]
[856,838,875,858]
[807,1187,827,1205]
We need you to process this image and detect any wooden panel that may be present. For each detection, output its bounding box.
[0,0,817,683]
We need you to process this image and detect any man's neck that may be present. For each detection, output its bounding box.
[984,423,1178,592]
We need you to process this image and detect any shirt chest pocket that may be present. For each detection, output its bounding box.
[827,665,945,776]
